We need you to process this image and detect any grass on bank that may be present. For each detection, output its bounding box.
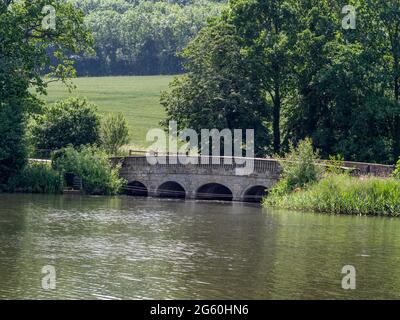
[263,138,400,216]
[264,174,400,216]
[41,76,175,147]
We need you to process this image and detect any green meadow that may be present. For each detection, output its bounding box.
[41,75,175,148]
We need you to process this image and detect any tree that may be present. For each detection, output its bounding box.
[161,20,271,156]
[0,0,93,188]
[358,0,400,160]
[226,0,300,153]
[162,0,301,156]
[283,0,341,152]
[285,0,398,163]
[30,98,101,151]
[101,113,130,155]
[163,0,400,164]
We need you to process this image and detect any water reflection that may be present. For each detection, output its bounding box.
[0,194,400,299]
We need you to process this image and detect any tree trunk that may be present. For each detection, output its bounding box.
[273,85,281,154]
[393,73,400,161]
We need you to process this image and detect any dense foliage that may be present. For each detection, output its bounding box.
[69,0,224,75]
[30,98,101,151]
[53,145,126,195]
[0,0,92,189]
[162,0,400,164]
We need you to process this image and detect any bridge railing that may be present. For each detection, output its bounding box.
[113,154,282,175]
[117,153,395,177]
[332,160,394,177]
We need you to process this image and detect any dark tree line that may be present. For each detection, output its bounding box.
[162,0,400,164]
[69,0,224,75]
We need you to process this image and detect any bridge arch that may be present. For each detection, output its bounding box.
[124,181,148,197]
[196,183,233,201]
[157,181,186,199]
[242,185,268,203]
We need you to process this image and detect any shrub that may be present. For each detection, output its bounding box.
[271,138,323,196]
[101,113,130,155]
[53,145,125,195]
[8,162,63,194]
[30,98,101,151]
[326,154,346,175]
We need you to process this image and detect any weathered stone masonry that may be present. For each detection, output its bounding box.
[111,155,281,202]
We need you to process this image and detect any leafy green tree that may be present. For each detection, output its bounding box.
[161,20,271,156]
[162,0,302,156]
[162,0,400,164]
[358,0,400,160]
[0,0,93,188]
[31,98,101,151]
[226,0,300,153]
[284,0,397,163]
[101,113,130,155]
[283,0,340,152]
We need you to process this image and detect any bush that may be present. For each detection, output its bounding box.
[8,162,63,194]
[326,154,345,175]
[264,174,400,216]
[53,145,125,195]
[30,98,101,151]
[271,138,323,196]
[101,113,130,155]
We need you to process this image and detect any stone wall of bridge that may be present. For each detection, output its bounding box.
[111,156,281,202]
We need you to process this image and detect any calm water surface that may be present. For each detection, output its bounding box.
[1,193,400,299]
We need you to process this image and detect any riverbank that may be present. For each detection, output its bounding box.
[263,174,400,216]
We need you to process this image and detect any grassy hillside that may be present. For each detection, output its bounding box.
[41,76,175,148]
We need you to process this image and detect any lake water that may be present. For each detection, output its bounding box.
[1,193,400,299]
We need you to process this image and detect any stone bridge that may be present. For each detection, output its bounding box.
[109,155,395,202]
[110,155,281,202]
